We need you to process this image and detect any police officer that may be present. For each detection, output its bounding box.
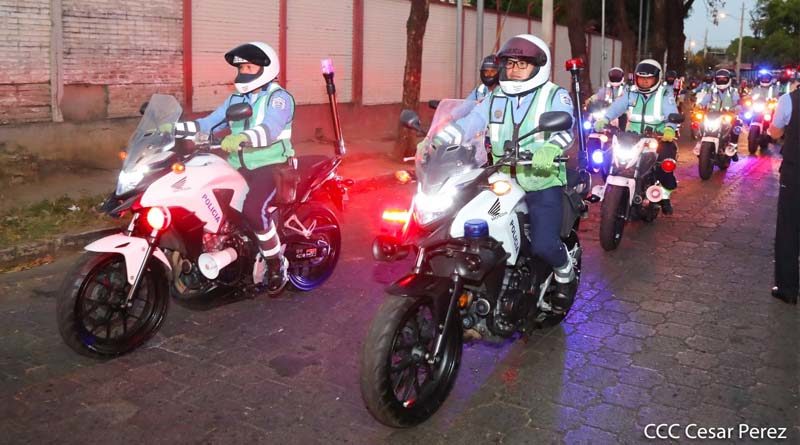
[777,67,796,97]
[465,55,500,102]
[433,34,577,311]
[595,59,681,215]
[163,42,293,293]
[588,67,628,130]
[663,70,678,97]
[693,71,715,96]
[698,69,741,161]
[750,70,778,100]
[768,70,800,305]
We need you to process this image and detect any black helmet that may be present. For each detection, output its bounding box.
[634,59,662,94]
[479,55,500,88]
[714,69,732,90]
[665,70,677,84]
[703,71,713,83]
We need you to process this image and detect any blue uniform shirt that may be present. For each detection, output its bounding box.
[772,92,794,130]
[604,88,680,129]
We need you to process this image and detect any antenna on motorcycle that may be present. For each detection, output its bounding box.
[565,57,588,169]
[322,58,346,157]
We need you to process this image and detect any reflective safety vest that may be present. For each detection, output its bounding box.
[626,85,667,134]
[708,89,736,111]
[229,82,294,170]
[488,81,565,192]
[604,84,626,103]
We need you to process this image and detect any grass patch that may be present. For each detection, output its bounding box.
[0,194,118,248]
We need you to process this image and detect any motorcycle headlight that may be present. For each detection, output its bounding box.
[613,144,635,163]
[116,169,146,195]
[413,190,454,226]
[704,118,721,131]
[753,103,765,113]
[592,111,606,120]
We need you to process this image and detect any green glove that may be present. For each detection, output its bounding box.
[594,117,609,132]
[157,122,174,134]
[221,133,249,153]
[530,143,563,177]
[662,126,676,142]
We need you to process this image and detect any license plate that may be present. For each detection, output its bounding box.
[295,248,318,259]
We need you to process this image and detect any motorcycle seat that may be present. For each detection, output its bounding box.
[274,155,338,204]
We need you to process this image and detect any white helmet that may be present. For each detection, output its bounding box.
[608,67,624,87]
[497,34,551,96]
[224,42,280,94]
[633,59,662,94]
[714,69,732,91]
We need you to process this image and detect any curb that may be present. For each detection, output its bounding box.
[0,227,120,269]
[0,172,407,271]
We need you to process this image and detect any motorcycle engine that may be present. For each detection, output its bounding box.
[492,265,534,336]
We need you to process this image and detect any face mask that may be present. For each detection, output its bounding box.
[234,67,264,86]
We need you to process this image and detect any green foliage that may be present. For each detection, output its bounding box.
[744,0,800,66]
[0,195,116,247]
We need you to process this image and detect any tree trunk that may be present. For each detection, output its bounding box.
[650,0,667,66]
[612,0,637,72]
[665,0,695,74]
[395,0,430,159]
[565,0,592,95]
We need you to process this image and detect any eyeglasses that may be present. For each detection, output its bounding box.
[504,59,530,70]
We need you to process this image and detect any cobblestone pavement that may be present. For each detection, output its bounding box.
[0,140,797,444]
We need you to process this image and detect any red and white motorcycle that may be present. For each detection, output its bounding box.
[57,92,350,358]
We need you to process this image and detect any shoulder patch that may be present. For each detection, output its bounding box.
[271,96,287,110]
[559,92,573,107]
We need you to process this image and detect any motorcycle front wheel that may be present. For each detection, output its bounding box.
[698,141,715,180]
[56,252,169,358]
[599,184,628,251]
[359,294,462,428]
[748,126,760,154]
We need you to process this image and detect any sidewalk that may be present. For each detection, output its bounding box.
[0,138,411,269]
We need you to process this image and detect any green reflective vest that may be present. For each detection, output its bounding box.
[488,82,565,192]
[626,85,667,134]
[229,82,294,170]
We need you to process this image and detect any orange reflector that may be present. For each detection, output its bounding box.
[171,162,185,174]
[382,209,410,225]
[661,158,677,173]
[395,170,412,184]
[146,207,170,231]
[458,293,470,308]
[118,151,127,161]
[490,180,513,196]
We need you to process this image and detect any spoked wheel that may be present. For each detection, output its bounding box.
[286,204,341,291]
[599,184,628,251]
[360,294,462,428]
[57,252,168,358]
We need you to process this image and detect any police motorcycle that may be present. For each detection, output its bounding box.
[360,100,586,427]
[591,114,683,251]
[57,85,350,358]
[741,95,776,154]
[693,109,739,179]
[584,101,617,180]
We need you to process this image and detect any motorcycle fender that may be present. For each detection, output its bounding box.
[85,233,171,285]
[605,176,637,206]
[750,123,762,132]
[701,136,719,148]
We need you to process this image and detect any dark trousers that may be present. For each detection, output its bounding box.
[525,186,567,268]
[239,164,280,232]
[775,179,800,295]
[656,141,678,190]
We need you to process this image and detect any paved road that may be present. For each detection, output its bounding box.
[1,139,798,444]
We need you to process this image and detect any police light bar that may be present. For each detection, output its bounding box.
[565,58,585,71]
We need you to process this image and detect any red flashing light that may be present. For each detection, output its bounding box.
[565,58,585,71]
[661,158,677,173]
[382,209,410,225]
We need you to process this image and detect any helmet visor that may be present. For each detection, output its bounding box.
[608,71,624,83]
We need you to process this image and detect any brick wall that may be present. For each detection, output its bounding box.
[0,0,52,124]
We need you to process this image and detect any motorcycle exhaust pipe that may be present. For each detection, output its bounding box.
[645,185,664,203]
[198,247,238,279]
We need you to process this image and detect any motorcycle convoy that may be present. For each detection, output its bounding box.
[53,43,789,429]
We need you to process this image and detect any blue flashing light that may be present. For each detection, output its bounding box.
[464,219,489,239]
[744,111,752,119]
[583,120,592,130]
[591,149,605,165]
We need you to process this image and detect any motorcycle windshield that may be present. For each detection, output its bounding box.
[122,94,182,174]
[415,99,487,195]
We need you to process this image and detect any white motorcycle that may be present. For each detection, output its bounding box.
[57,94,349,358]
[360,100,587,427]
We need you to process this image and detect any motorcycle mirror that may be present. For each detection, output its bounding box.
[400,109,424,134]
[139,101,149,116]
[668,113,685,124]
[535,111,573,133]
[428,100,440,110]
[226,103,253,122]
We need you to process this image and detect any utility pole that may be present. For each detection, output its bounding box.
[476,0,484,86]
[735,2,744,80]
[542,0,554,51]
[637,0,643,61]
[600,0,606,83]
[703,26,708,59]
[643,0,650,58]
[456,0,463,97]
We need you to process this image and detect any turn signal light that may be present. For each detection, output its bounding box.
[490,180,513,196]
[661,158,677,173]
[171,162,185,174]
[745,99,752,107]
[722,115,733,124]
[395,170,412,184]
[382,209,410,225]
[694,112,704,120]
[118,151,127,161]
[599,134,609,143]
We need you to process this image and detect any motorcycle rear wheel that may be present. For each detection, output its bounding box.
[359,294,462,428]
[286,203,341,292]
[56,252,168,358]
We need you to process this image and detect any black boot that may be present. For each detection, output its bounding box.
[661,199,674,215]
[771,287,798,305]
[551,280,578,313]
[732,153,739,162]
[265,256,288,295]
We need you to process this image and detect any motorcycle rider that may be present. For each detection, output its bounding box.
[161,41,292,293]
[588,67,628,130]
[693,71,715,95]
[465,55,500,102]
[750,70,778,101]
[595,59,680,215]
[431,34,577,312]
[698,69,741,161]
[663,70,678,97]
